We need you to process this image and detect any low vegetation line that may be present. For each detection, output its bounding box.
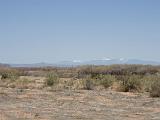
[0,64,160,97]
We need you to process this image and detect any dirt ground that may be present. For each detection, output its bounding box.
[0,88,160,120]
[0,76,160,120]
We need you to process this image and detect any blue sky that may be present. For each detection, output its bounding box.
[0,0,160,63]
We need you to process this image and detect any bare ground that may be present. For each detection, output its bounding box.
[0,87,160,120]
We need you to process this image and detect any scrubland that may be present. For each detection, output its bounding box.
[0,65,160,120]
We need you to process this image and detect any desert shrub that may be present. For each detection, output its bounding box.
[141,75,158,92]
[150,79,160,97]
[1,72,9,79]
[77,65,160,77]
[120,75,142,92]
[45,72,59,86]
[97,74,115,88]
[1,70,19,81]
[82,76,94,90]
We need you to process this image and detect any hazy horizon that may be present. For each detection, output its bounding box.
[1,0,160,64]
[1,58,160,65]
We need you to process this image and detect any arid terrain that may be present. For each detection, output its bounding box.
[0,76,160,120]
[2,0,160,119]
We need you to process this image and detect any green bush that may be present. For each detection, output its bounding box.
[45,72,59,86]
[120,75,142,92]
[150,79,160,97]
[142,75,157,92]
[98,74,115,88]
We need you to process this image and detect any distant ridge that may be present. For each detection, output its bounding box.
[10,62,53,68]
[0,63,10,67]
[7,58,160,67]
[55,59,160,67]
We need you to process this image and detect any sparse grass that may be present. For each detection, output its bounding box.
[15,78,30,89]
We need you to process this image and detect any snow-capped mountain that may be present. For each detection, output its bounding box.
[8,58,160,67]
[55,58,160,66]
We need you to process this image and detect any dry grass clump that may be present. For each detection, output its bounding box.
[15,78,31,89]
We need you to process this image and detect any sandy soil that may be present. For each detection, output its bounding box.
[0,87,160,120]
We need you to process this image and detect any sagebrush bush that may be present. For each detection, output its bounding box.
[45,72,59,86]
[120,75,142,92]
[98,74,115,88]
[150,79,160,97]
[142,75,158,92]
[82,76,94,90]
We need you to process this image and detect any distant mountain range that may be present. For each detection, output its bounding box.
[6,58,160,67]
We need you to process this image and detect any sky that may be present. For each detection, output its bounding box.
[0,0,160,64]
